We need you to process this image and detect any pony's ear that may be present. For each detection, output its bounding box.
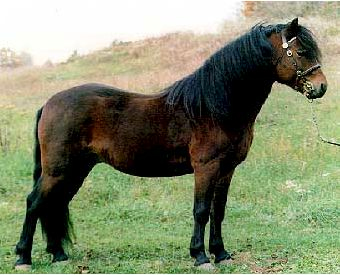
[285,18,299,38]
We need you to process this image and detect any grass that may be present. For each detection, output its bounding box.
[0,19,340,273]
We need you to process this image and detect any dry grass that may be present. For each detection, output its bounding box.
[1,16,339,106]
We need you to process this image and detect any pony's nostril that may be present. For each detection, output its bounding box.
[321,83,327,93]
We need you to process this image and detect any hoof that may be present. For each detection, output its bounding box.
[52,252,68,263]
[197,262,216,271]
[14,264,31,271]
[218,258,233,265]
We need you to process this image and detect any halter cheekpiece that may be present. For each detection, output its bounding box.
[281,33,321,80]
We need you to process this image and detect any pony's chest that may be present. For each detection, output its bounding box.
[190,124,254,167]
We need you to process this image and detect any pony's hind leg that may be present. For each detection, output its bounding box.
[15,182,42,268]
[40,158,96,263]
[40,179,71,263]
[39,174,76,263]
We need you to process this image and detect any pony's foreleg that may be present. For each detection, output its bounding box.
[209,170,234,263]
[190,161,220,267]
[15,184,41,268]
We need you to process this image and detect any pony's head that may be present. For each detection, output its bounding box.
[271,18,327,99]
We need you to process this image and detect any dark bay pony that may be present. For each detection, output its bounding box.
[15,18,327,270]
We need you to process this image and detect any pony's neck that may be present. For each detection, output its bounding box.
[223,72,275,127]
[165,25,276,124]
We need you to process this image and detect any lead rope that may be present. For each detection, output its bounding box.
[309,100,340,147]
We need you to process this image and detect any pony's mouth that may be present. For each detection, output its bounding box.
[295,80,316,99]
[302,81,327,99]
[303,89,314,99]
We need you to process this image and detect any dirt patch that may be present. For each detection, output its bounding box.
[232,251,288,273]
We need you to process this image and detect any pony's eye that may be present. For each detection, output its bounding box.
[296,50,307,57]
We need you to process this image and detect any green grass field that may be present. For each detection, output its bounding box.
[0,25,339,273]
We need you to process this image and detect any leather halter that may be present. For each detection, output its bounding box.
[281,33,321,81]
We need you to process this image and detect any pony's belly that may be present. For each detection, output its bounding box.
[115,161,194,177]
[109,147,193,177]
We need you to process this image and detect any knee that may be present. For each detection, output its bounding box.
[210,211,225,223]
[210,204,226,221]
[193,204,210,224]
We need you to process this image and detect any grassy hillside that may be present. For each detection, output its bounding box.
[0,18,339,273]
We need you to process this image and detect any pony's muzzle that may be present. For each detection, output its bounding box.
[307,82,327,99]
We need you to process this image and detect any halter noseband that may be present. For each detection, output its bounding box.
[281,33,321,82]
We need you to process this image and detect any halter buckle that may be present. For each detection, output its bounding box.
[282,42,289,49]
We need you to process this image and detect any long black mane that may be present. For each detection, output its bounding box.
[165,23,321,121]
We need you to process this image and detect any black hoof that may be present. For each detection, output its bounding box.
[214,250,232,263]
[193,251,210,266]
[52,251,68,263]
[15,255,32,266]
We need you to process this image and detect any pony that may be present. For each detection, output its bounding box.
[15,18,327,270]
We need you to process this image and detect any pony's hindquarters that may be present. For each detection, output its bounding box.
[15,96,98,267]
[36,102,98,260]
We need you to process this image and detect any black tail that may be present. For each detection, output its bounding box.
[40,194,74,249]
[33,107,43,185]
